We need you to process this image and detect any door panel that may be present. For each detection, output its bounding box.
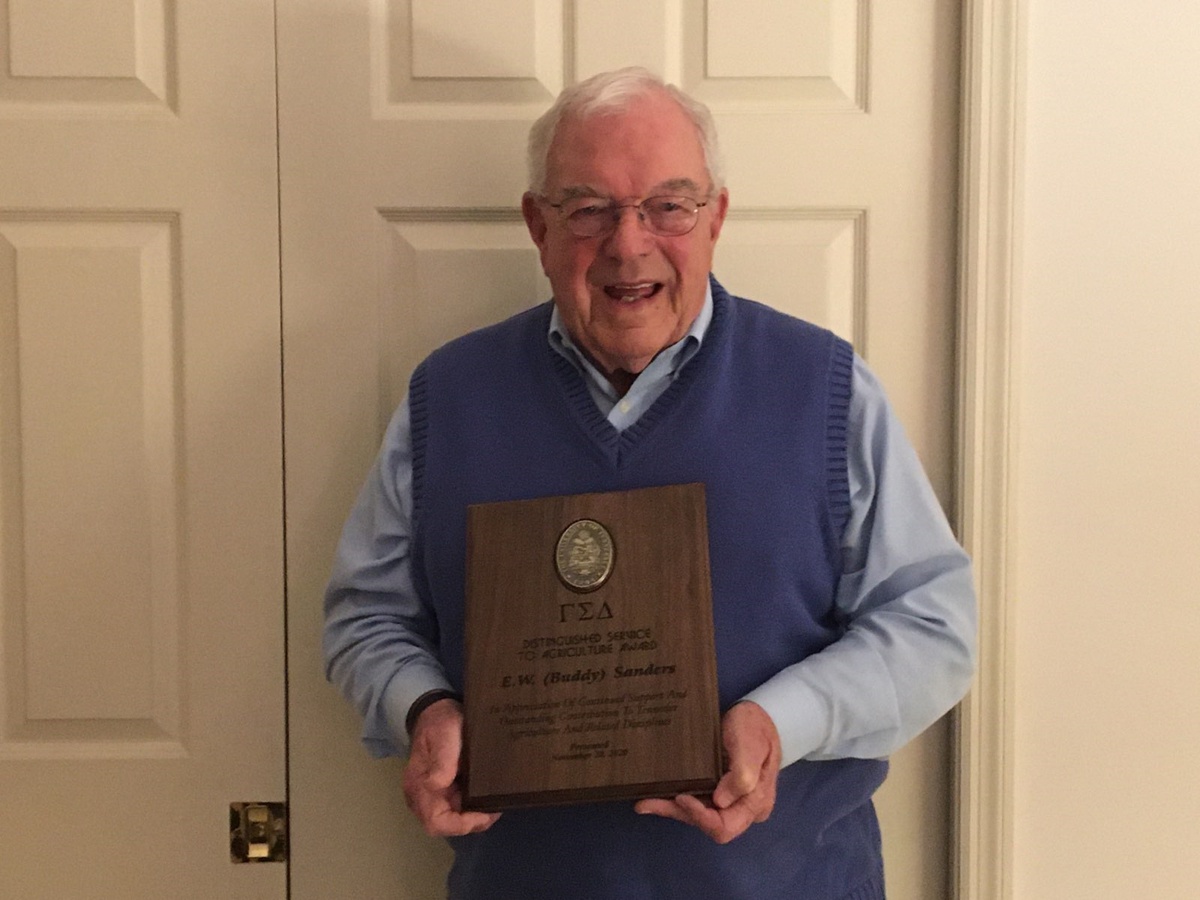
[0,1,285,896]
[282,2,960,897]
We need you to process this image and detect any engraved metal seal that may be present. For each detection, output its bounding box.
[555,519,615,592]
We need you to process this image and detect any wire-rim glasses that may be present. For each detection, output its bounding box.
[543,195,710,238]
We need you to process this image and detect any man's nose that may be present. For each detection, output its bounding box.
[604,205,654,257]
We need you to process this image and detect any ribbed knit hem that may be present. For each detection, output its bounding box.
[826,335,854,538]
[408,359,430,521]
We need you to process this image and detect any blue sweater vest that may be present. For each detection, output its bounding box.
[410,280,888,900]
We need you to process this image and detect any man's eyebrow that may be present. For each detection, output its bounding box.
[553,178,707,201]
[655,178,705,195]
[555,185,605,201]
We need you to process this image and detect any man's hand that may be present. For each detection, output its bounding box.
[634,700,782,844]
[402,698,501,837]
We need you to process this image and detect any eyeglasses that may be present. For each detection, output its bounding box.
[543,195,710,238]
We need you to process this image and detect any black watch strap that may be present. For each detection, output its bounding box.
[405,689,463,737]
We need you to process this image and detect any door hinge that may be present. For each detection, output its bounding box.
[230,802,288,863]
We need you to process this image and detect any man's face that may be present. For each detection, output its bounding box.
[522,91,729,378]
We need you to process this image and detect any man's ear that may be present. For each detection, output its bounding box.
[708,188,730,242]
[522,192,549,247]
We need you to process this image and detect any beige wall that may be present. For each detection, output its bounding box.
[1013,3,1200,896]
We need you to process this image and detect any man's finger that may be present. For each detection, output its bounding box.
[427,803,501,837]
[402,697,501,837]
[406,770,501,838]
[635,794,755,845]
[422,740,460,789]
[712,761,758,810]
[713,702,781,812]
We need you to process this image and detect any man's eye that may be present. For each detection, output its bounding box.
[570,203,610,218]
[648,198,690,215]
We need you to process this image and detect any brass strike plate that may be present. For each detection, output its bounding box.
[230,802,287,863]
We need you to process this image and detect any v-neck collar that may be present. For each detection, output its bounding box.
[542,280,732,467]
[547,284,713,427]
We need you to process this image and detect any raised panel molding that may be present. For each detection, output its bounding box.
[686,0,866,111]
[371,0,865,117]
[0,0,176,115]
[411,0,538,79]
[377,209,549,420]
[573,0,681,80]
[0,214,185,760]
[707,0,835,77]
[373,0,563,118]
[716,209,865,347]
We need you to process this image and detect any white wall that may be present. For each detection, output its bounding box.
[1013,2,1200,896]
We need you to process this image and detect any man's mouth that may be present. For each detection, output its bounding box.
[603,282,662,303]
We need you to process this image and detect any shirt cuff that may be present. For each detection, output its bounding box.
[741,675,830,768]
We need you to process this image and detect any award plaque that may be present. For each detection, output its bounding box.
[461,483,722,811]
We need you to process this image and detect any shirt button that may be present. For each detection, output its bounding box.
[618,401,631,414]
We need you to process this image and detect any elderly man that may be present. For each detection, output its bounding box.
[324,67,976,899]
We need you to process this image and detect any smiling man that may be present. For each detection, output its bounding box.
[522,86,728,388]
[324,68,977,899]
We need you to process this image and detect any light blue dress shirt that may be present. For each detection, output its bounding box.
[324,286,977,768]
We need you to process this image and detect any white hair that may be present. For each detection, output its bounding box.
[526,67,725,195]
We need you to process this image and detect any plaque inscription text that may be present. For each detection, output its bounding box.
[462,484,721,811]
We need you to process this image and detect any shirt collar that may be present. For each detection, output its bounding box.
[547,281,714,385]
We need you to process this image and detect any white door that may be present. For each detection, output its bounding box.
[280,2,961,898]
[0,1,285,896]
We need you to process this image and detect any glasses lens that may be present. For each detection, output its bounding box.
[564,201,612,238]
[644,197,700,236]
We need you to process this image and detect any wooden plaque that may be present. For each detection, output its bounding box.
[461,483,722,811]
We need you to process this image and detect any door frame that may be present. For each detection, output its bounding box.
[954,1,1023,899]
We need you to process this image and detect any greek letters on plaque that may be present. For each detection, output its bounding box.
[462,484,722,811]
